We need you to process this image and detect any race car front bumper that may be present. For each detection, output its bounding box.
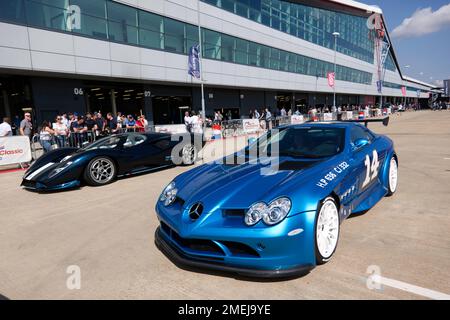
[155,226,314,278]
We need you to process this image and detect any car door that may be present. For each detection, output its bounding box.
[120,133,156,171]
[348,125,377,204]
[149,136,177,165]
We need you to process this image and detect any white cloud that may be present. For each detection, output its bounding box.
[391,4,450,38]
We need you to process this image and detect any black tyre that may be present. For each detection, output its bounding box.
[314,197,340,265]
[83,157,117,186]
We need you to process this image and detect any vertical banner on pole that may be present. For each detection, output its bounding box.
[401,86,407,97]
[444,80,450,97]
[188,45,201,79]
[327,72,335,88]
[376,80,383,93]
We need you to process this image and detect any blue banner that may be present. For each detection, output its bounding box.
[444,80,450,97]
[188,45,201,79]
[376,80,383,93]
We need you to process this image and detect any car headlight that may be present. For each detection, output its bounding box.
[263,197,291,225]
[160,181,178,206]
[245,202,267,226]
[245,197,291,226]
[48,161,73,178]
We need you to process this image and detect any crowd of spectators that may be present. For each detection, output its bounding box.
[0,111,150,153]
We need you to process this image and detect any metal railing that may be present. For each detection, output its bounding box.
[30,127,153,160]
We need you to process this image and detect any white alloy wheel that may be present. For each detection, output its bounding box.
[388,157,398,194]
[87,157,116,185]
[181,144,197,165]
[315,198,340,262]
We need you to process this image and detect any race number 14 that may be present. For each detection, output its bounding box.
[362,150,379,189]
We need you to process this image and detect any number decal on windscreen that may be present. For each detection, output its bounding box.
[362,150,380,189]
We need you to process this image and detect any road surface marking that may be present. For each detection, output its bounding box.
[371,275,450,300]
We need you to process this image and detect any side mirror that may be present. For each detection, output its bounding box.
[248,137,257,145]
[353,138,369,151]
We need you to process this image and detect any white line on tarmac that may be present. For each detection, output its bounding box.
[372,275,450,300]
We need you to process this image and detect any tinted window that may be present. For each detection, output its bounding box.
[251,127,345,158]
[83,135,123,150]
[124,134,147,148]
[350,126,373,145]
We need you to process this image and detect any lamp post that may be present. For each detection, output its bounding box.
[197,0,206,125]
[332,32,340,108]
[403,65,410,106]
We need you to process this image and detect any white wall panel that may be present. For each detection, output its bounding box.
[0,22,30,49]
[31,51,76,73]
[111,61,141,78]
[110,43,140,64]
[73,37,111,60]
[0,47,32,70]
[28,28,74,56]
[75,57,111,76]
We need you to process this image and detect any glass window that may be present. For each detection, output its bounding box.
[70,0,107,39]
[260,45,270,68]
[185,24,199,54]
[203,29,221,60]
[279,51,288,71]
[253,127,345,158]
[270,48,280,70]
[107,1,138,45]
[25,0,69,31]
[221,34,235,62]
[235,38,248,65]
[139,11,163,49]
[248,42,259,66]
[351,126,373,146]
[0,0,27,24]
[164,18,184,53]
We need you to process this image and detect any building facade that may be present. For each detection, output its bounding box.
[0,0,435,125]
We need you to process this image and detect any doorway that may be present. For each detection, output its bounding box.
[152,96,192,125]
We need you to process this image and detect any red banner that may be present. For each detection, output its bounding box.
[401,86,406,96]
[327,72,335,88]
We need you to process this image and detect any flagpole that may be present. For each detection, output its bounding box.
[197,0,206,126]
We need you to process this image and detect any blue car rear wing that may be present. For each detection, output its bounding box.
[344,116,390,127]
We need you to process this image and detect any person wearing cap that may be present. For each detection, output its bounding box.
[125,115,136,132]
[20,112,33,139]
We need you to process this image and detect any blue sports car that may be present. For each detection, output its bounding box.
[22,132,203,191]
[155,118,398,278]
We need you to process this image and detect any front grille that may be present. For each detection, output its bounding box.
[160,221,225,257]
[173,196,185,207]
[222,209,246,217]
[220,241,260,257]
[159,221,260,259]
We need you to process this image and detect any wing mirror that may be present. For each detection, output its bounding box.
[353,138,369,151]
[248,137,257,145]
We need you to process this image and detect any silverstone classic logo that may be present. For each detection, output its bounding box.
[0,145,24,160]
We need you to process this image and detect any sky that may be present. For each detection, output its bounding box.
[365,0,450,85]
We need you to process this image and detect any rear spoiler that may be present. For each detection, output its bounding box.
[345,117,390,127]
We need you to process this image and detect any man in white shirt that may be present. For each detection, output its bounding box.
[0,117,13,137]
[184,111,192,133]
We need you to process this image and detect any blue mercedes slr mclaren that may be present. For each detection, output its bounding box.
[155,118,398,278]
